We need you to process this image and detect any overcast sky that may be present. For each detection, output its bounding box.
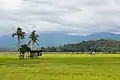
[0,0,120,35]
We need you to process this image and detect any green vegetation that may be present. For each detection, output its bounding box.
[28,30,39,50]
[12,27,41,59]
[45,39,120,53]
[0,52,120,80]
[12,27,26,51]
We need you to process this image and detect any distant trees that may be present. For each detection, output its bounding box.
[45,46,56,52]
[44,39,120,53]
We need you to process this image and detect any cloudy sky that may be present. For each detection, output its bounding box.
[0,0,120,35]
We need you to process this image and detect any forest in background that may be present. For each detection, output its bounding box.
[45,39,120,53]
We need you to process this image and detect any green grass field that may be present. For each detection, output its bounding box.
[0,52,120,80]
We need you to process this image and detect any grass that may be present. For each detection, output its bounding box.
[0,52,120,80]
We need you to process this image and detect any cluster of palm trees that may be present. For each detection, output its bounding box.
[12,27,40,58]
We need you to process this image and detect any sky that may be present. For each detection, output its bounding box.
[0,0,120,35]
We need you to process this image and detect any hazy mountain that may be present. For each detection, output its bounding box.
[0,32,120,48]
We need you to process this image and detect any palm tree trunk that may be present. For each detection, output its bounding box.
[22,53,25,59]
[32,41,34,50]
[31,41,34,58]
[21,39,24,45]
[18,36,21,55]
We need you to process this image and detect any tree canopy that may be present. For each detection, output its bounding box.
[45,39,120,53]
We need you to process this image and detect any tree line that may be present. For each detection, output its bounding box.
[44,39,120,53]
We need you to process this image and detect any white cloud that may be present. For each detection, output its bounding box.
[0,0,120,35]
[0,0,22,11]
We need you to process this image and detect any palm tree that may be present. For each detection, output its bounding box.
[28,30,39,50]
[12,27,26,55]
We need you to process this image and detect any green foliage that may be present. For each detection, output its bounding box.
[20,44,30,53]
[12,27,26,39]
[45,39,120,52]
[28,30,39,50]
[12,27,26,55]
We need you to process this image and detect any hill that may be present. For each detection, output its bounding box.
[0,32,120,49]
[45,39,120,52]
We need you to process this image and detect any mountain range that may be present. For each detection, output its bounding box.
[0,32,120,48]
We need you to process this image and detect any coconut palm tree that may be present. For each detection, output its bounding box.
[28,30,39,50]
[12,27,26,55]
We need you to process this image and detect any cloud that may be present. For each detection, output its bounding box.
[0,0,120,35]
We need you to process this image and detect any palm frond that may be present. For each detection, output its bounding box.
[36,39,39,41]
[28,30,40,48]
[12,33,17,38]
[21,36,25,39]
[36,35,39,38]
[35,40,39,46]
[28,40,31,45]
[21,34,26,39]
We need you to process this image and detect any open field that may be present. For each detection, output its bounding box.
[0,52,120,80]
